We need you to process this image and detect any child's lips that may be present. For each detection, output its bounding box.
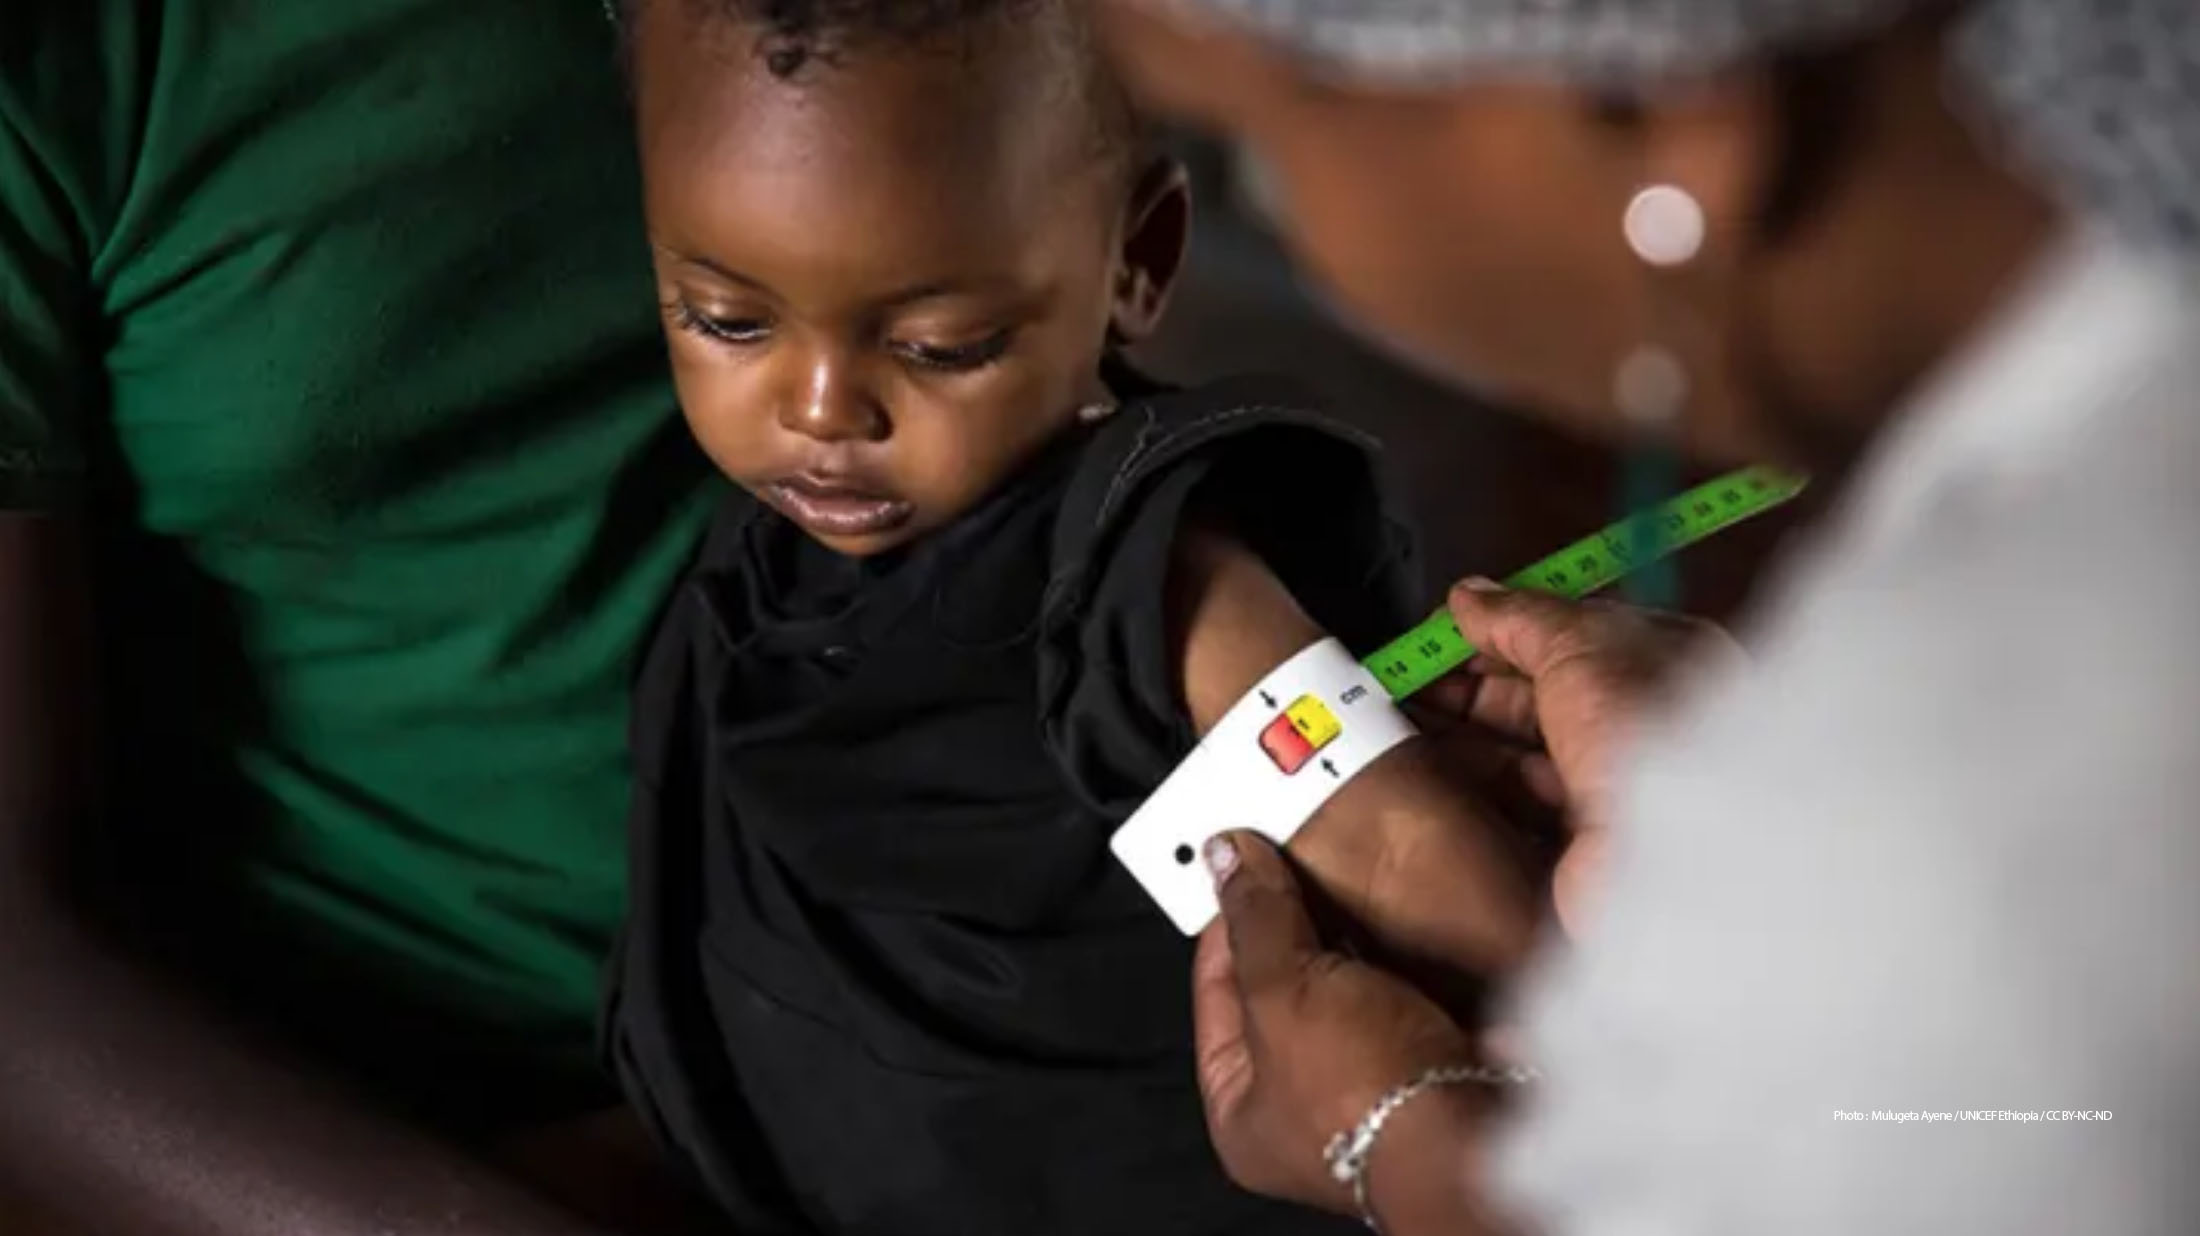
[767,473,914,537]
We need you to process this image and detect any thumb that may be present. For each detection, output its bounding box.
[1447,578,1592,682]
[1190,922,1253,1123]
[1203,831,1321,994]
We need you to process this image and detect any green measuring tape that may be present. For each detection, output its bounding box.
[1363,466,1808,700]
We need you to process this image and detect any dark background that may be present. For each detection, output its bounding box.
[1133,141,1813,626]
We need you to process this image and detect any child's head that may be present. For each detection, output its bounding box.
[623,0,1190,556]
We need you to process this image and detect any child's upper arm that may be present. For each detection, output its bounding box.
[1033,377,1535,970]
[1166,519,1537,973]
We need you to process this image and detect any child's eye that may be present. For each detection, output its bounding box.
[891,329,1013,373]
[669,298,772,347]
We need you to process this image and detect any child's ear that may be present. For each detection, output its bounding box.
[1109,155,1192,347]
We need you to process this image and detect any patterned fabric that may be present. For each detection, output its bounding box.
[1177,0,1909,82]
[1168,0,2200,255]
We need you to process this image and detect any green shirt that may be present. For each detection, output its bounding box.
[0,0,713,1124]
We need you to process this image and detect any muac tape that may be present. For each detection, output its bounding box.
[1112,466,1806,935]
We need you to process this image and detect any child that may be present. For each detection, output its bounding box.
[603,2,1536,1233]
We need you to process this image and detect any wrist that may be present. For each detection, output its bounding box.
[1361,1082,1499,1236]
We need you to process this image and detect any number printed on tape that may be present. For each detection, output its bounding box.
[1357,466,1805,701]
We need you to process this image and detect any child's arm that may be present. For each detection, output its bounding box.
[1168,521,1539,975]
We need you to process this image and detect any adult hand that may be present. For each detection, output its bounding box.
[1193,831,1505,1233]
[1427,578,1741,931]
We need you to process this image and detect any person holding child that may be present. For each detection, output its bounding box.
[0,3,718,1233]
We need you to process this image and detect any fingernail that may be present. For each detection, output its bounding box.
[1203,834,1240,886]
[1456,576,1505,595]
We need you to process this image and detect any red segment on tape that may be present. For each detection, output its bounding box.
[1258,714,1318,774]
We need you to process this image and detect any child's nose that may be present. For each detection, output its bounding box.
[777,350,887,444]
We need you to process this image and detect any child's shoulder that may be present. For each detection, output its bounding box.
[1050,369,1415,625]
[1059,371,1383,533]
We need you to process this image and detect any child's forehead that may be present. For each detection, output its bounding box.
[638,26,1121,298]
[639,0,1088,111]
[640,15,1105,207]
[655,12,1092,153]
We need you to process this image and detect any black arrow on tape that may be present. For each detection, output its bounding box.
[1259,690,1276,708]
[1321,759,1339,778]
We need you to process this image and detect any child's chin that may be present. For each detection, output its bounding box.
[800,521,925,559]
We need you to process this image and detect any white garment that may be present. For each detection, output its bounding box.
[1494,233,2200,1236]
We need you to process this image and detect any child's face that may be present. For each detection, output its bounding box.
[634,7,1187,556]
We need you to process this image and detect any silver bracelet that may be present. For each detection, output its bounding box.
[1322,1062,1540,1233]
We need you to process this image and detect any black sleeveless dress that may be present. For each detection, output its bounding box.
[606,375,1420,1236]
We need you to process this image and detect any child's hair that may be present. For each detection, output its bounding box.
[615,0,1154,186]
